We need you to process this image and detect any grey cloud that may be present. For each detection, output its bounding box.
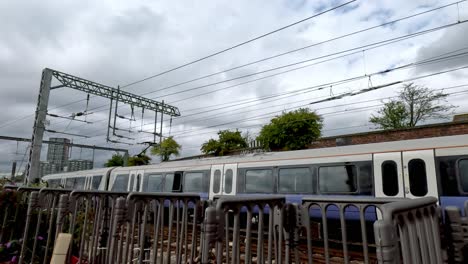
[414,23,468,74]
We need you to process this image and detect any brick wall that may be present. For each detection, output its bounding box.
[308,120,468,149]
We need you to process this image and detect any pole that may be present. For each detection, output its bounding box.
[11,161,17,179]
[26,68,52,184]
[106,95,113,142]
[159,100,164,146]
[153,111,158,143]
[113,86,120,136]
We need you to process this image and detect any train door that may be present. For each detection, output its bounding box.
[222,163,237,196]
[129,170,143,192]
[402,150,438,199]
[209,165,223,200]
[84,175,92,190]
[374,152,405,198]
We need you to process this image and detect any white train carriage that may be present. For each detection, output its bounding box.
[42,134,468,210]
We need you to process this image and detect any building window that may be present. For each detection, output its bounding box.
[245,169,273,193]
[225,169,233,194]
[278,167,313,193]
[319,165,357,193]
[92,175,102,190]
[382,161,399,196]
[144,174,164,192]
[213,170,221,193]
[184,172,204,192]
[458,159,468,192]
[112,174,129,192]
[408,159,428,196]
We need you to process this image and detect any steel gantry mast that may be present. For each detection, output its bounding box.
[25,68,180,183]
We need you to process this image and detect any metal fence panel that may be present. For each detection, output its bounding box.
[202,196,287,264]
[444,205,468,263]
[300,196,404,264]
[108,192,204,264]
[374,197,443,264]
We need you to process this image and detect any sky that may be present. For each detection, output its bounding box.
[0,0,468,172]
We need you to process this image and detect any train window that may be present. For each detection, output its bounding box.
[458,159,468,192]
[184,172,204,192]
[213,170,221,193]
[74,177,86,190]
[92,176,102,190]
[144,174,164,192]
[47,179,61,188]
[278,168,312,193]
[225,169,233,194]
[112,174,129,192]
[65,178,75,189]
[136,174,141,191]
[165,173,175,191]
[245,169,273,193]
[408,159,428,196]
[382,161,399,196]
[319,165,357,193]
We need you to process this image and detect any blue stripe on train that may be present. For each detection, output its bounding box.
[439,196,468,216]
[216,193,377,221]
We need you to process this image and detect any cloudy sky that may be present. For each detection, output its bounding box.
[1,0,468,172]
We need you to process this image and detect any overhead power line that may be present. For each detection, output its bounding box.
[136,0,467,97]
[1,0,462,132]
[48,19,468,132]
[80,63,468,142]
[119,0,357,88]
[73,50,468,141]
[166,65,468,137]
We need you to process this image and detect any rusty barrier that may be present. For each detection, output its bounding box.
[444,201,468,263]
[299,196,404,264]
[0,186,452,264]
[374,197,443,264]
[107,192,205,264]
[202,196,286,264]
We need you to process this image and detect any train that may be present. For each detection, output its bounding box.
[42,133,468,210]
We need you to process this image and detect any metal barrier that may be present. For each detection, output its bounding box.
[108,192,204,264]
[0,186,456,264]
[202,196,287,264]
[374,197,443,264]
[0,186,41,245]
[58,190,129,264]
[19,188,72,264]
[444,202,468,263]
[300,196,403,264]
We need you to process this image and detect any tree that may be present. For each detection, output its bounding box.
[370,83,456,129]
[151,137,181,161]
[128,154,151,166]
[104,153,124,167]
[201,130,248,156]
[257,108,322,150]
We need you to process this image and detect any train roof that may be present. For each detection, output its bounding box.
[42,167,115,179]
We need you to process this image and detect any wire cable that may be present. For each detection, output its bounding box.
[119,0,357,88]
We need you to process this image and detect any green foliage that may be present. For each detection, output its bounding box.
[151,137,181,161]
[201,130,248,156]
[370,101,409,130]
[370,83,456,129]
[104,153,125,167]
[257,108,322,150]
[128,154,151,166]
